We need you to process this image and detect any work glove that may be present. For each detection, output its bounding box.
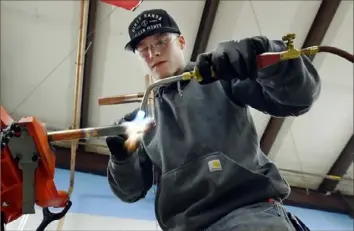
[106,109,139,161]
[195,36,270,84]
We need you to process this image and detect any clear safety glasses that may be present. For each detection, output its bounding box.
[135,33,179,59]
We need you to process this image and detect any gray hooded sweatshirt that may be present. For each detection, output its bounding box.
[107,39,321,230]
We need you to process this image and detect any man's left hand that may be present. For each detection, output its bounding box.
[195,36,270,84]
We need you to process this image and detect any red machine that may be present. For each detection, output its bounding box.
[0,105,130,230]
[1,106,70,228]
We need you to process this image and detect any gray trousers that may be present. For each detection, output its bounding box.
[206,200,298,231]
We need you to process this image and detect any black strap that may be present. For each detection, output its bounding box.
[36,200,72,231]
[1,212,5,231]
[287,212,311,231]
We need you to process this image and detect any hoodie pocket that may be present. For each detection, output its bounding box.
[155,151,275,229]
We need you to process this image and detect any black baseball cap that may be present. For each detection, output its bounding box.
[124,9,181,52]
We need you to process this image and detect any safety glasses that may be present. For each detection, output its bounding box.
[135,33,179,59]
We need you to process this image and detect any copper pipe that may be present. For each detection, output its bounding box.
[68,0,87,192]
[97,76,153,106]
[98,92,144,105]
[57,0,88,230]
[47,121,154,153]
[47,125,127,142]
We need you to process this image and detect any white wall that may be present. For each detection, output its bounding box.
[0,1,84,129]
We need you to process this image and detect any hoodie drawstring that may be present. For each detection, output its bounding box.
[177,81,183,97]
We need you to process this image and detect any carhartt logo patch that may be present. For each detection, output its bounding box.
[208,159,222,172]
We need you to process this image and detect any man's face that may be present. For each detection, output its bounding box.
[135,33,186,79]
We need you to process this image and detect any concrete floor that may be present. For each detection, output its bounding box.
[5,169,354,230]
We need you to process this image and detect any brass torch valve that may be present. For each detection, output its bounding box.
[256,33,320,68]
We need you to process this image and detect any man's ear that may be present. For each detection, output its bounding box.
[178,35,186,50]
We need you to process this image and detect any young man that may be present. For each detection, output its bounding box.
[106,9,320,231]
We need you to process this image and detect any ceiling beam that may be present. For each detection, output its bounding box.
[190,0,220,61]
[318,135,354,193]
[53,145,354,217]
[260,0,342,155]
